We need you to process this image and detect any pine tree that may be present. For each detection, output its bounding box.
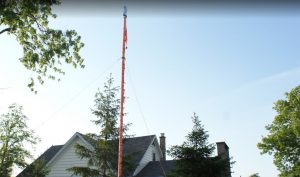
[249,173,260,177]
[68,75,134,177]
[167,113,231,177]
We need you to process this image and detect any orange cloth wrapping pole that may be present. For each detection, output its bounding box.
[118,6,127,177]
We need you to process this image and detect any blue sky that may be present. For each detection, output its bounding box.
[1,2,300,177]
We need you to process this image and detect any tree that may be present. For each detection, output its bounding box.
[68,75,134,177]
[167,113,231,177]
[0,0,85,92]
[258,86,300,177]
[18,159,50,177]
[0,104,40,177]
[30,159,50,177]
[249,173,260,177]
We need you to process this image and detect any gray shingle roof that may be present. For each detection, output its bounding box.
[16,145,63,177]
[134,160,176,177]
[78,133,156,165]
[124,135,155,165]
[16,134,156,177]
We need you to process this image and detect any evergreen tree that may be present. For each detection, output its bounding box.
[68,75,134,177]
[168,113,231,177]
[249,173,260,177]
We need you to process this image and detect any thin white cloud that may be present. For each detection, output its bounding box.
[201,66,300,107]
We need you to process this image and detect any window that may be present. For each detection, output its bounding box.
[152,153,156,161]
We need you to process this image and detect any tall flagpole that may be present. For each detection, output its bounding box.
[118,6,127,177]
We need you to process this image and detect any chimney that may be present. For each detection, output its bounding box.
[216,142,231,177]
[159,133,166,161]
[216,142,229,159]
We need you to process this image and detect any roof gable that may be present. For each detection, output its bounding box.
[74,133,157,166]
[46,132,92,166]
[123,135,156,165]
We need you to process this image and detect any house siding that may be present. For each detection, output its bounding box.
[47,136,89,177]
[133,139,162,176]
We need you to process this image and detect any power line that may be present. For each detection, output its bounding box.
[0,87,9,90]
[35,57,121,130]
[127,65,150,133]
[127,63,167,177]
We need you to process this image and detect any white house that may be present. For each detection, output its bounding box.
[17,132,230,177]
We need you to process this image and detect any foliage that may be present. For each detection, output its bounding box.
[249,173,260,177]
[31,159,50,177]
[0,104,40,177]
[258,86,300,177]
[91,75,120,140]
[0,0,85,92]
[167,113,231,177]
[68,75,134,177]
[19,159,50,177]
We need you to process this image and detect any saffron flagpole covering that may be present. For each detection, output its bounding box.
[118,5,127,177]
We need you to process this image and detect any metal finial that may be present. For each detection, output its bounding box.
[123,6,127,17]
